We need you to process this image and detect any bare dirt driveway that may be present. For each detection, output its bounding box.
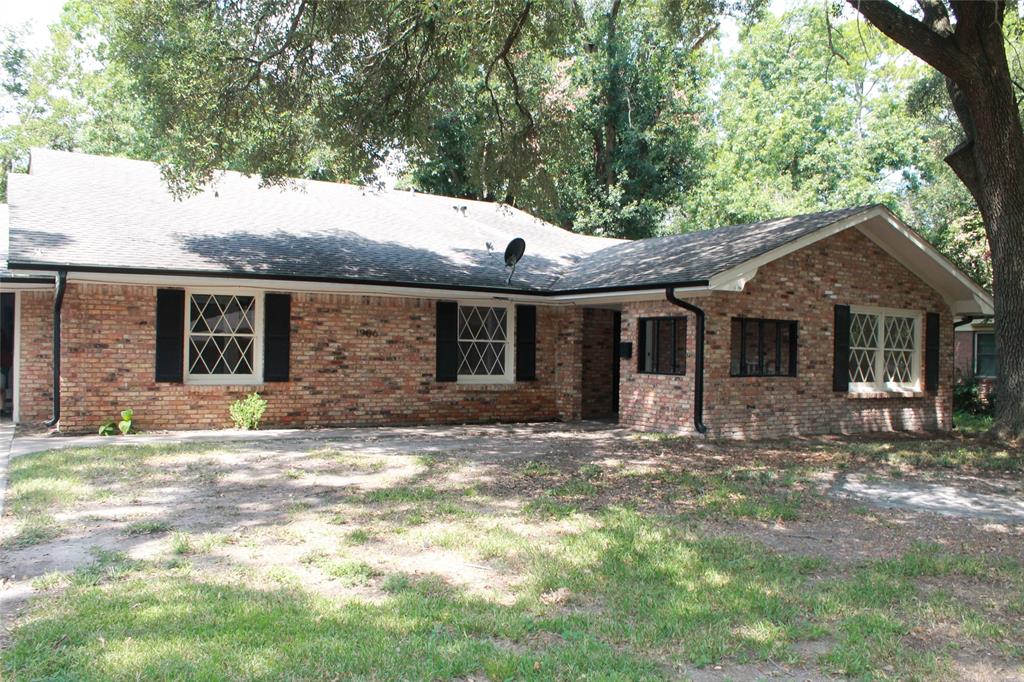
[1,422,1022,681]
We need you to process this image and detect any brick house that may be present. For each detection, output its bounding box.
[0,150,994,438]
[954,318,997,398]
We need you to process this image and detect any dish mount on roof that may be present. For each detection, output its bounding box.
[504,237,526,286]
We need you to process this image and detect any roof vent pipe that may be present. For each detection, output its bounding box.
[44,271,67,428]
[665,287,708,435]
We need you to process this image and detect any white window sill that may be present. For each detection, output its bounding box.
[847,389,925,399]
[184,376,264,387]
[455,380,518,391]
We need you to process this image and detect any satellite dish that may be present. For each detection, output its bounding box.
[503,237,526,285]
[504,238,526,267]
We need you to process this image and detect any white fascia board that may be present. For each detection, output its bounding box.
[548,287,712,305]
[48,270,713,306]
[708,266,758,292]
[61,270,555,303]
[0,280,54,291]
[951,298,996,317]
[703,205,995,316]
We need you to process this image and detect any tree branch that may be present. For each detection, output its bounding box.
[482,1,533,131]
[823,1,850,81]
[689,22,720,52]
[846,0,968,80]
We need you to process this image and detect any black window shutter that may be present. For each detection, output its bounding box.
[436,301,458,382]
[925,312,940,392]
[515,305,537,381]
[264,293,291,382]
[789,322,799,377]
[155,289,185,383]
[833,304,850,392]
[637,319,646,372]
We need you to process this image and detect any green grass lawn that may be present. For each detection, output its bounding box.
[953,409,995,436]
[2,435,1022,680]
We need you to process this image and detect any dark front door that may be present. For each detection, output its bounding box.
[612,311,621,413]
[1,293,14,419]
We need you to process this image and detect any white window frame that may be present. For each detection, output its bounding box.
[973,332,997,378]
[849,306,922,393]
[456,301,515,385]
[184,288,264,386]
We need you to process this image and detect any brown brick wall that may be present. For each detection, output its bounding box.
[581,308,617,419]
[20,285,587,432]
[954,330,974,383]
[17,291,54,423]
[619,228,954,438]
[553,307,584,422]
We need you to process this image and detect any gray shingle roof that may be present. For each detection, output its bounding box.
[6,149,879,294]
[7,150,621,292]
[552,205,876,291]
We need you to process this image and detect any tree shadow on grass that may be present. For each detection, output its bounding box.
[2,561,657,681]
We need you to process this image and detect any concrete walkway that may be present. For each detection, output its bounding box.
[8,420,628,459]
[0,422,13,518]
[832,472,1024,525]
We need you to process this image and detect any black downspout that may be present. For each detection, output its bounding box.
[665,287,708,435]
[44,271,67,428]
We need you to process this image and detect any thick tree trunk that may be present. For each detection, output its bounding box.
[945,39,1024,441]
[987,206,1024,440]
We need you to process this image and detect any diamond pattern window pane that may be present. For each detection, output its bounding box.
[884,350,913,383]
[883,316,916,383]
[849,313,878,384]
[188,294,256,376]
[457,306,508,377]
[884,316,915,351]
[850,313,878,350]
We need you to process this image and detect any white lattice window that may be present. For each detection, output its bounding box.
[457,304,514,383]
[849,308,920,391]
[186,291,262,384]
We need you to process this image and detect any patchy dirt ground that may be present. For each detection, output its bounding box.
[1,423,1022,680]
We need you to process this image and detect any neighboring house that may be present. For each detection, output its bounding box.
[955,319,997,393]
[0,150,994,438]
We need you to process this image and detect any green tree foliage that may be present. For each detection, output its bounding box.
[680,8,929,230]
[402,1,727,238]
[671,5,996,291]
[102,0,758,233]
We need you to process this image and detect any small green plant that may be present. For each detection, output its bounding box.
[98,408,134,435]
[953,380,994,415]
[230,392,268,430]
[118,409,134,435]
